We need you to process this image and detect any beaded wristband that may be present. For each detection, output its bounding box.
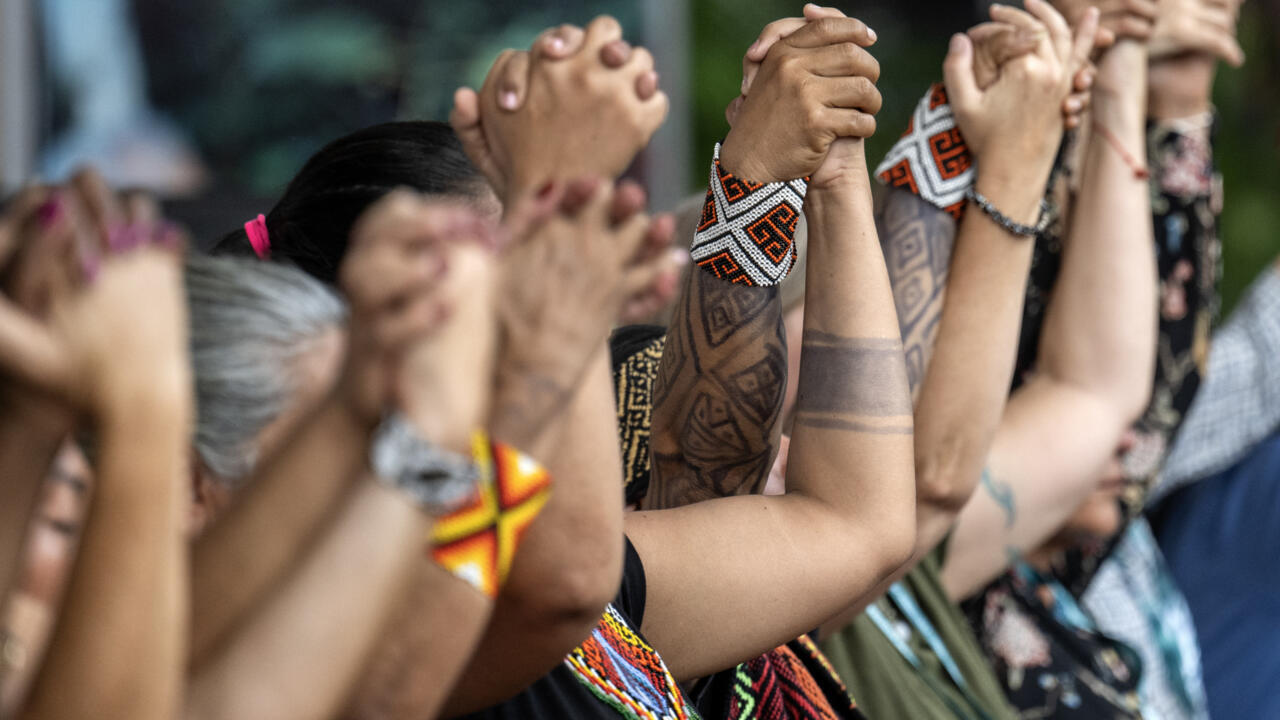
[876,83,974,219]
[689,142,807,287]
[430,432,552,599]
[965,187,1051,238]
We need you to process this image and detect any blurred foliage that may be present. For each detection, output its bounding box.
[134,0,637,196]
[689,0,1280,316]
[128,0,1276,312]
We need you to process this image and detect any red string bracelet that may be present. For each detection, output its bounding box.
[1093,122,1150,180]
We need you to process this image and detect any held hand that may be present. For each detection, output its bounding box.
[0,183,189,420]
[494,179,679,420]
[0,171,189,422]
[454,16,668,204]
[968,21,1098,129]
[1149,0,1244,65]
[338,193,494,429]
[450,20,660,199]
[945,0,1099,162]
[720,15,881,182]
[1052,0,1158,42]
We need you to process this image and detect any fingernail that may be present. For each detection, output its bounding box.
[672,248,690,267]
[867,27,878,43]
[549,36,566,53]
[499,90,518,110]
[37,195,63,228]
[1066,98,1082,112]
[950,33,966,53]
[747,40,761,56]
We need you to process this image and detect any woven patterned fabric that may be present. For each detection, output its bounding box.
[566,604,702,720]
[690,143,807,287]
[430,436,551,598]
[612,329,668,507]
[875,83,974,219]
[720,636,865,720]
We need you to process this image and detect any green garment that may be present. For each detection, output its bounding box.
[820,548,1017,720]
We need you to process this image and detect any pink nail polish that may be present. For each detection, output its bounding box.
[37,195,63,228]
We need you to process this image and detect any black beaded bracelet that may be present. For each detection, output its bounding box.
[965,186,1052,237]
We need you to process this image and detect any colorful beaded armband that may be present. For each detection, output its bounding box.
[689,142,807,287]
[875,83,975,220]
[430,432,552,599]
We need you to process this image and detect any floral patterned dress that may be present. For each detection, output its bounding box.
[970,115,1222,718]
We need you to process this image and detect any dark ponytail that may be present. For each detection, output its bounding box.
[213,121,488,284]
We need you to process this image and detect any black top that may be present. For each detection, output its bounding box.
[459,537,702,720]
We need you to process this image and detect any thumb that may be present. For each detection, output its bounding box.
[943,33,981,111]
[0,299,68,398]
[449,87,507,198]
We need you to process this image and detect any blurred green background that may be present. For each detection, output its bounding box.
[685,0,1280,314]
[38,0,1279,313]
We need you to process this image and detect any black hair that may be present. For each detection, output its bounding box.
[213,121,488,284]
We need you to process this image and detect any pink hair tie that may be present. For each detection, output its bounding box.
[245,214,270,259]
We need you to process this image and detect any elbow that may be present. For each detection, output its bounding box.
[504,535,621,632]
[914,436,979,516]
[1115,379,1153,428]
[871,504,917,582]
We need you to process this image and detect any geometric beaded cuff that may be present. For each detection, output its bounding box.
[690,142,807,287]
[875,83,975,220]
[430,433,552,599]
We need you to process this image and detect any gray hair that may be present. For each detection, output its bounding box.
[185,254,346,485]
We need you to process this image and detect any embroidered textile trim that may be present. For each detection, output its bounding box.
[431,435,551,598]
[690,143,807,287]
[725,635,863,720]
[875,83,974,219]
[566,604,702,720]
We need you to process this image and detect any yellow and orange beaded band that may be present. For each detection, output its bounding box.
[430,431,552,599]
[690,142,807,287]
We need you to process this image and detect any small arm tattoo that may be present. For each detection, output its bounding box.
[793,332,912,435]
[981,469,1016,528]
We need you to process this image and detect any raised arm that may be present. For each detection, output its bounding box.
[436,21,681,713]
[0,188,77,611]
[943,36,1158,599]
[13,202,192,720]
[907,0,1099,570]
[185,196,495,720]
[624,16,916,682]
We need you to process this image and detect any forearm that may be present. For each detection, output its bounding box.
[347,564,492,720]
[1040,41,1157,418]
[910,155,1047,551]
[22,404,188,720]
[186,480,427,720]
[190,395,373,666]
[0,417,64,604]
[646,155,790,509]
[445,349,623,715]
[788,150,915,577]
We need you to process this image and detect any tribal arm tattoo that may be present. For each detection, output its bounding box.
[792,331,913,435]
[877,187,956,399]
[646,267,787,510]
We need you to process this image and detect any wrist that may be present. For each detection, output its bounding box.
[1148,55,1215,121]
[1093,41,1149,98]
[718,134,776,184]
